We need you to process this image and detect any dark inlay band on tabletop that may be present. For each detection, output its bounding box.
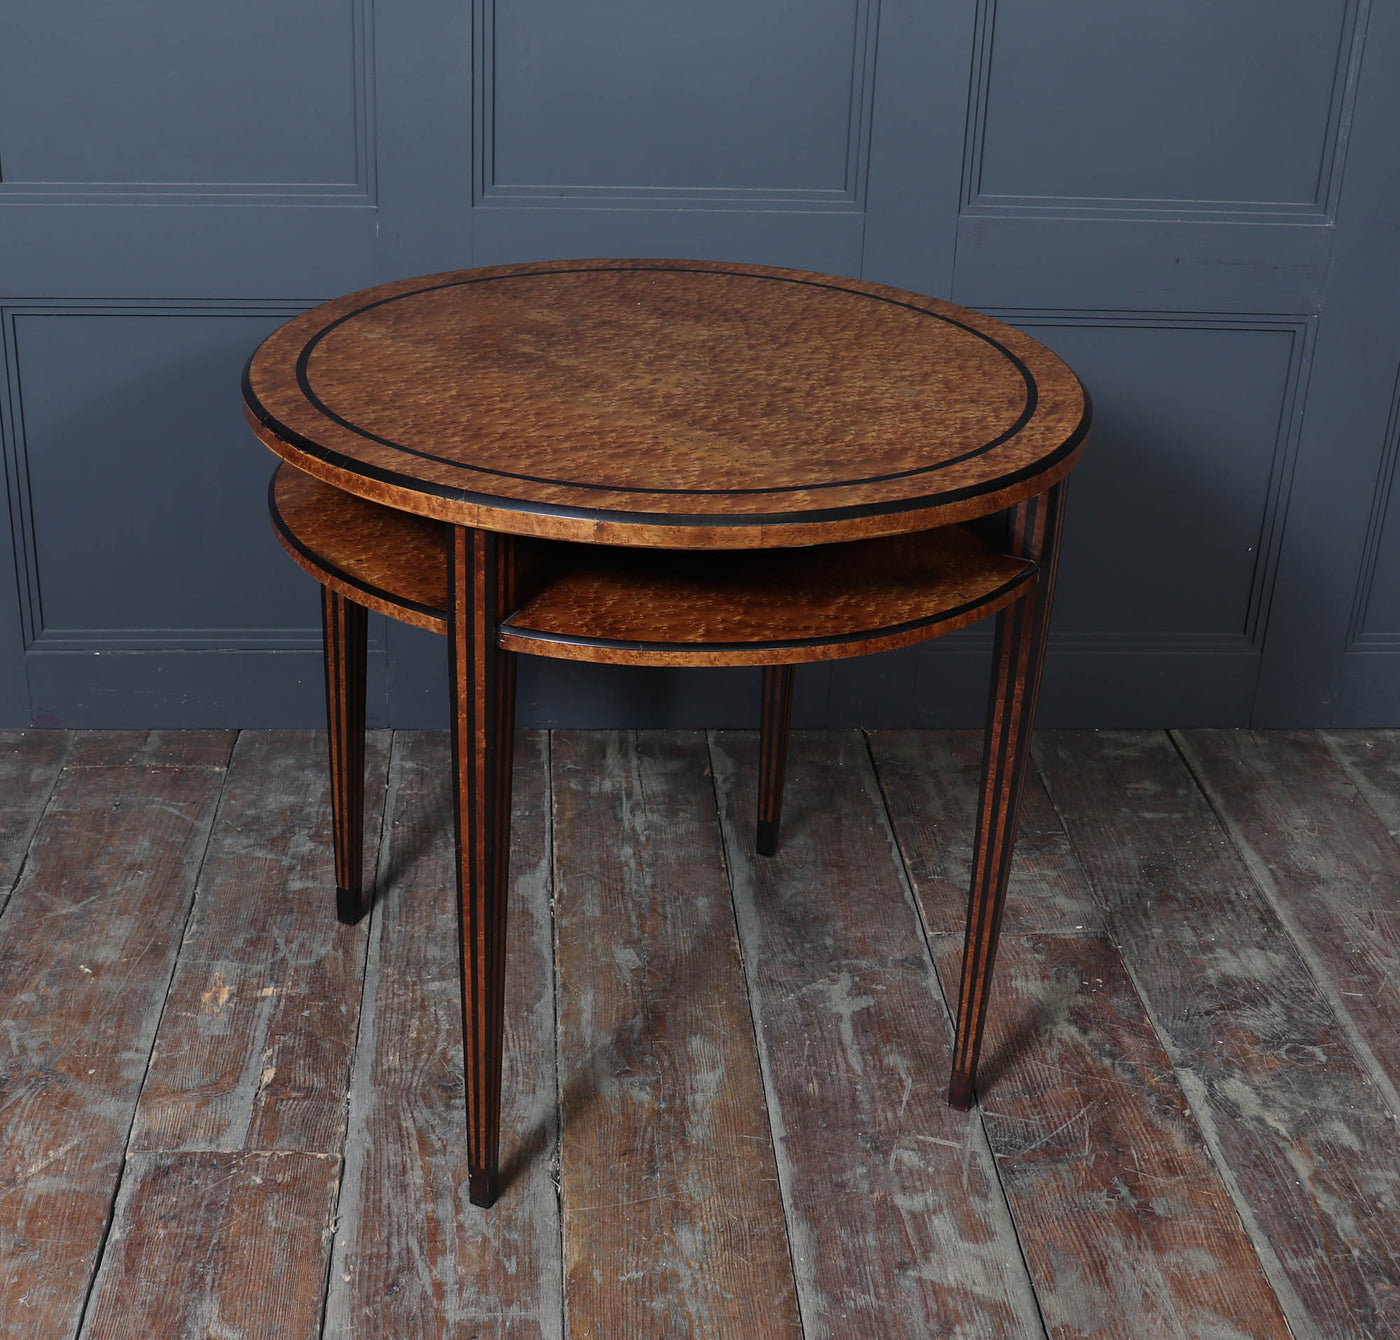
[281,266,1041,496]
[246,350,1090,532]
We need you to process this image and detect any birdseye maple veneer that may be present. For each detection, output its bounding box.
[243,258,1090,1209]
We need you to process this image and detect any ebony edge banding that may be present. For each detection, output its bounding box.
[246,353,1089,535]
[268,474,448,625]
[498,564,1036,656]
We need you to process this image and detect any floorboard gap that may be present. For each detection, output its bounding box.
[706,728,810,1340]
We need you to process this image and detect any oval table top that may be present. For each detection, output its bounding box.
[244,259,1089,548]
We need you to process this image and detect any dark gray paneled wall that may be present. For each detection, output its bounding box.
[1,0,1398,727]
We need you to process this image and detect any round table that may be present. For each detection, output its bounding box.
[243,259,1090,1208]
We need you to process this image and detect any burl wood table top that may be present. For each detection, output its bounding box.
[244,259,1089,548]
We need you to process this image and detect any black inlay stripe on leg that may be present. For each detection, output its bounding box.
[955,580,1032,1074]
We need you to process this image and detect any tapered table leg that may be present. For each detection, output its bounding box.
[448,526,518,1209]
[756,665,795,856]
[322,586,369,926]
[948,483,1067,1109]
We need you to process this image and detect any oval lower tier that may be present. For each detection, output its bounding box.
[269,462,1036,666]
[500,528,1034,666]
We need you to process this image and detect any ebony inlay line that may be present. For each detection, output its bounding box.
[283,266,1040,496]
[321,587,368,925]
[244,382,1088,531]
[499,570,1036,658]
[449,526,515,1209]
[948,484,1066,1109]
[950,510,1040,1090]
[269,475,448,625]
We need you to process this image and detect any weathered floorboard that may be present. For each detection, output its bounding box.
[869,728,1102,935]
[710,729,1045,1340]
[324,731,564,1340]
[0,731,68,916]
[1037,730,1400,1339]
[130,730,391,1155]
[12,726,1400,1339]
[875,731,1288,1335]
[0,750,227,1340]
[62,729,237,770]
[1323,729,1400,838]
[78,1150,340,1340]
[1179,728,1400,1111]
[930,932,1291,1340]
[551,730,802,1340]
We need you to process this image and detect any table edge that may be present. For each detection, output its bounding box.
[245,401,1090,549]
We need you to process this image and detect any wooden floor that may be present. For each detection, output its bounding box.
[2,728,1400,1339]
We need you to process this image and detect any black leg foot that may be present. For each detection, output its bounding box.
[336,885,368,926]
[947,1073,976,1110]
[468,1167,498,1209]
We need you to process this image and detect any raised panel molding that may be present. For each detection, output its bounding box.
[988,310,1316,653]
[0,302,363,657]
[475,0,878,211]
[961,0,1367,223]
[27,628,325,653]
[0,0,376,203]
[868,312,1318,690]
[1346,359,1400,647]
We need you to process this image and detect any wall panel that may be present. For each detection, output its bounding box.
[1018,317,1308,644]
[2,0,1398,724]
[467,0,883,270]
[7,308,318,640]
[486,0,872,199]
[1348,368,1400,643]
[0,0,374,197]
[910,313,1314,726]
[967,0,1360,218]
[0,306,389,725]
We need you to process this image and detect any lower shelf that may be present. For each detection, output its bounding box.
[270,463,1035,666]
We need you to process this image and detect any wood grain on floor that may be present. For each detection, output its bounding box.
[2,727,1398,1340]
[1037,731,1400,1339]
[554,731,801,1340]
[324,730,563,1340]
[712,730,1043,1339]
[0,736,228,1340]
